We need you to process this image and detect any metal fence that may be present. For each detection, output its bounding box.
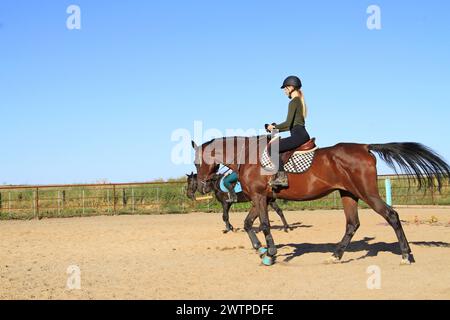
[0,181,190,219]
[0,175,449,220]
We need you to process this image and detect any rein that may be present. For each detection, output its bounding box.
[236,135,277,174]
[236,141,247,176]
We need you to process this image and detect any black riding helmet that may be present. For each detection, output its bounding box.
[281,75,302,89]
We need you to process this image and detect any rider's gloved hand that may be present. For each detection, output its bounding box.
[265,123,277,133]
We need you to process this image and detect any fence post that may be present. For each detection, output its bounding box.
[122,188,127,207]
[8,192,11,218]
[32,190,35,217]
[58,191,61,216]
[113,185,117,214]
[385,179,392,206]
[156,187,160,212]
[35,187,39,219]
[82,190,85,216]
[131,188,135,213]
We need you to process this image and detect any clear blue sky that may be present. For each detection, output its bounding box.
[1,0,449,185]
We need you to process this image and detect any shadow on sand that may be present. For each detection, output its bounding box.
[232,221,312,233]
[266,222,313,232]
[277,237,450,263]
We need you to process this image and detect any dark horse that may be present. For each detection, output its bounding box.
[192,136,450,265]
[186,172,290,233]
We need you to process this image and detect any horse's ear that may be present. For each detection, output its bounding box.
[191,140,198,149]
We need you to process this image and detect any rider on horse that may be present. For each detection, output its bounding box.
[222,168,239,203]
[267,75,311,188]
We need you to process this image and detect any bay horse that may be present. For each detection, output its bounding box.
[186,172,290,233]
[192,136,450,265]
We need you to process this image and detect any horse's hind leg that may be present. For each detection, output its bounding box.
[269,200,290,232]
[254,200,288,233]
[326,190,360,264]
[362,194,413,264]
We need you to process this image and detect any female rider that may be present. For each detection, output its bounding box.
[267,75,311,188]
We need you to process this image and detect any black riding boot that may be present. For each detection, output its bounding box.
[226,189,238,203]
[270,154,289,187]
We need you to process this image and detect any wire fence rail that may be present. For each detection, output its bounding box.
[0,175,449,220]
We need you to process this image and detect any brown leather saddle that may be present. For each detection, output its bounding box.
[280,138,317,163]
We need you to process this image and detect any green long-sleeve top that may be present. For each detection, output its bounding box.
[274,97,305,132]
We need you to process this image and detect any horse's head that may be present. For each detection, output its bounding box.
[186,172,198,200]
[192,140,220,194]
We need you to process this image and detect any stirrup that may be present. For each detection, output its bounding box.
[270,172,288,187]
[226,192,238,203]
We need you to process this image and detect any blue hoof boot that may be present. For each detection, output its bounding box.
[258,247,268,257]
[261,255,274,266]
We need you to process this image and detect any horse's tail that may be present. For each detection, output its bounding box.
[368,142,450,191]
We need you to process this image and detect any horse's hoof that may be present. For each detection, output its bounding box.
[258,247,268,257]
[261,255,274,266]
[400,254,413,265]
[324,256,340,264]
[252,243,262,250]
[268,247,277,257]
[400,258,412,266]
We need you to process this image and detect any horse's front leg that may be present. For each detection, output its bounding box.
[257,194,277,266]
[244,204,262,250]
[221,201,234,233]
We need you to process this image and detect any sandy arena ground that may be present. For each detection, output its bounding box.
[1,208,450,300]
